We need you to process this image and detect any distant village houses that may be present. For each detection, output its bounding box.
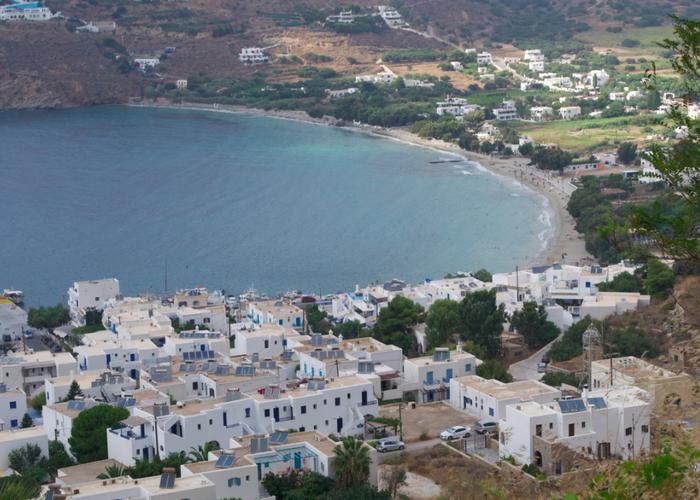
[239,47,269,64]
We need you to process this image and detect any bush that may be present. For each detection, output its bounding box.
[621,39,641,48]
[549,316,598,362]
[541,371,581,388]
[69,405,129,463]
[28,305,70,330]
[476,359,513,382]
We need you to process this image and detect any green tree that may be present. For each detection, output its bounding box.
[324,484,391,500]
[548,316,599,362]
[27,304,70,330]
[0,475,41,500]
[425,299,461,348]
[475,359,513,382]
[459,289,506,357]
[617,142,638,165]
[8,444,47,483]
[64,380,84,401]
[518,142,534,156]
[597,271,644,293]
[333,320,366,339]
[510,302,560,349]
[333,437,371,489]
[644,259,675,299]
[530,146,574,171]
[646,89,661,109]
[305,305,330,334]
[31,392,46,412]
[607,326,658,357]
[69,405,129,463]
[188,441,219,462]
[262,471,334,500]
[472,268,492,282]
[20,413,33,429]
[631,17,700,264]
[373,297,424,354]
[541,371,581,388]
[97,463,129,480]
[45,440,75,475]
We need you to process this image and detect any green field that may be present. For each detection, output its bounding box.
[575,25,674,55]
[512,114,665,153]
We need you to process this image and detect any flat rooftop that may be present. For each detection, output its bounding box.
[71,473,213,496]
[0,350,75,366]
[593,356,686,380]
[455,375,559,400]
[511,401,557,417]
[249,374,369,401]
[58,459,123,486]
[0,425,47,442]
[405,350,475,366]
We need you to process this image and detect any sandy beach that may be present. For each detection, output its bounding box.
[132,100,591,267]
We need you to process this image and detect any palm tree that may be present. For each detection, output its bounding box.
[97,464,128,480]
[333,437,371,488]
[188,441,219,463]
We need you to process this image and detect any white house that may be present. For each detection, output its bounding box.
[43,399,100,456]
[181,431,378,500]
[133,58,159,72]
[176,79,188,90]
[68,278,120,325]
[0,351,78,396]
[0,426,49,472]
[639,156,664,184]
[530,106,554,121]
[326,87,359,99]
[45,472,216,499]
[436,97,482,118]
[499,387,650,474]
[477,52,493,66]
[449,375,561,421]
[230,324,301,358]
[528,60,545,72]
[239,48,269,64]
[0,0,56,21]
[523,49,543,61]
[377,5,405,27]
[246,300,304,330]
[493,100,519,121]
[559,106,581,120]
[45,371,138,405]
[0,385,28,430]
[403,347,480,403]
[0,297,27,340]
[578,292,651,320]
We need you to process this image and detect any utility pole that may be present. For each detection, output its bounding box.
[515,265,520,302]
[398,403,404,441]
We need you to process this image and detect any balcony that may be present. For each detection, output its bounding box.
[277,415,295,422]
[109,427,147,440]
[359,400,378,407]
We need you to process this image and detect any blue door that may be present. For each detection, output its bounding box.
[294,452,302,469]
[426,371,434,384]
[336,418,343,433]
[446,368,453,380]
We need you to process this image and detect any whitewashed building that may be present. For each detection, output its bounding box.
[499,387,650,473]
[559,106,582,120]
[0,351,78,396]
[0,426,49,471]
[0,297,27,340]
[0,385,28,430]
[403,347,480,403]
[239,48,269,64]
[449,375,561,421]
[0,0,56,21]
[68,278,120,325]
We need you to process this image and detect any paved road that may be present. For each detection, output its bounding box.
[508,336,561,381]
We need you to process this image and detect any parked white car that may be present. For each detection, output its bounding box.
[375,436,405,453]
[440,425,471,440]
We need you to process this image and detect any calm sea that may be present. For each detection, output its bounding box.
[0,106,549,305]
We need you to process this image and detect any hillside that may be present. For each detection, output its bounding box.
[0,0,696,109]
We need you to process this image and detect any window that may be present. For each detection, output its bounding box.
[582,421,586,429]
[568,423,575,437]
[9,401,16,409]
[325,420,329,426]
[193,382,198,390]
[209,419,213,425]
[245,475,250,481]
[549,422,553,429]
[245,408,251,418]
[228,477,241,487]
[347,393,351,399]
[313,404,317,410]
[301,405,307,414]
[642,425,649,433]
[264,340,269,349]
[264,409,270,417]
[488,408,494,416]
[465,363,472,372]
[535,424,542,437]
[323,400,327,406]
[10,419,18,428]
[197,424,201,430]
[335,397,341,406]
[625,427,632,436]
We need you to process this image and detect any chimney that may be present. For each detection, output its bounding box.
[582,384,589,400]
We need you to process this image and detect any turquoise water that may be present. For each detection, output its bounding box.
[0,106,549,305]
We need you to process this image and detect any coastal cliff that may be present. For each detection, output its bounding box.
[0,23,134,109]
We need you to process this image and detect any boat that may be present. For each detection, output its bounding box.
[2,289,24,305]
[429,158,463,164]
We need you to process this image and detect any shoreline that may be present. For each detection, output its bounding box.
[129,100,592,267]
